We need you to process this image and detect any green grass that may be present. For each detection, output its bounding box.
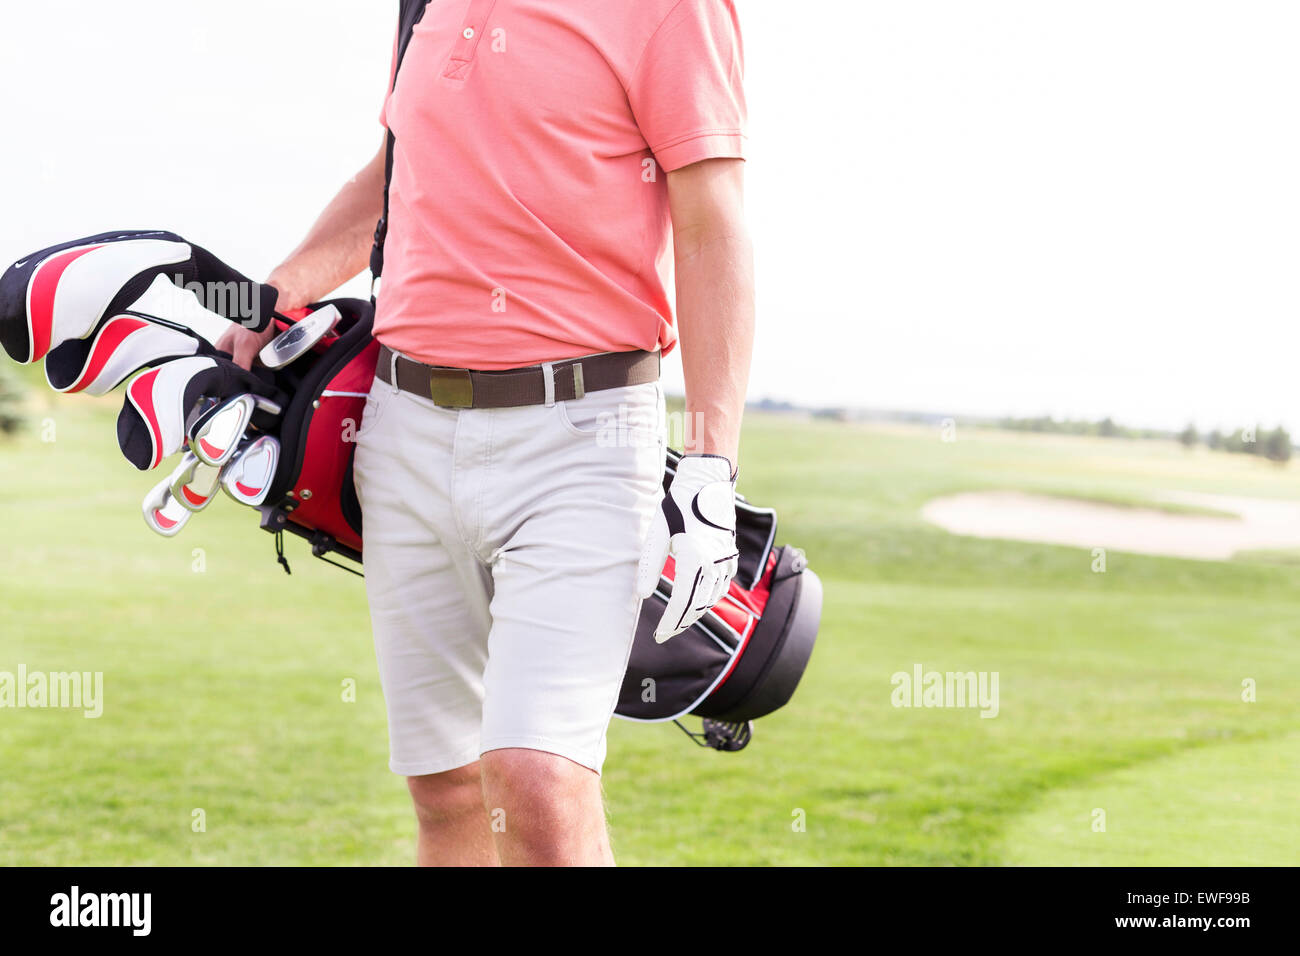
[2,398,1298,865]
[997,734,1300,865]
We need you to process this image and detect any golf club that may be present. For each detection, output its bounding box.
[141,470,194,537]
[169,450,224,512]
[257,304,341,369]
[188,393,280,467]
[220,435,281,506]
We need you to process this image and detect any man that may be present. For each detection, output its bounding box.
[222,0,753,866]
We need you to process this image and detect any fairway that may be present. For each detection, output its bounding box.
[2,389,1298,865]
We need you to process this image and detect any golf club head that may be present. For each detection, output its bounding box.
[188,393,256,467]
[257,304,341,369]
[142,472,193,537]
[220,435,280,506]
[169,450,223,513]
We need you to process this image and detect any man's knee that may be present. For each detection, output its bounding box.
[407,762,485,827]
[479,748,598,815]
[479,749,609,864]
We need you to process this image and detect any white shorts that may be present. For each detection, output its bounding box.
[352,365,665,776]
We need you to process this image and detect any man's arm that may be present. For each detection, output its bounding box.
[218,137,388,367]
[667,157,755,468]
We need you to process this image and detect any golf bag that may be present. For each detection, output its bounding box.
[616,450,823,746]
[253,299,378,567]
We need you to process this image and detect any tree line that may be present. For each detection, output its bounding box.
[1178,424,1292,463]
[995,414,1292,464]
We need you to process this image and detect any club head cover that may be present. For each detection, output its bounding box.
[169,450,223,512]
[116,355,282,471]
[142,470,193,537]
[221,435,280,506]
[0,229,280,364]
[44,313,215,396]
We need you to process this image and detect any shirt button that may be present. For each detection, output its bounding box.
[462,27,475,39]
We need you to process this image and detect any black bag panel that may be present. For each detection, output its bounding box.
[693,547,822,722]
[734,502,777,590]
[616,591,739,721]
[340,443,363,539]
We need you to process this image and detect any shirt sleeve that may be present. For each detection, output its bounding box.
[627,0,748,172]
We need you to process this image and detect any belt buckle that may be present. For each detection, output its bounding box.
[428,368,474,408]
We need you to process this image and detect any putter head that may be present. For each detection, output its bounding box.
[142,473,193,537]
[188,393,257,467]
[169,450,223,513]
[257,304,341,369]
[221,435,280,506]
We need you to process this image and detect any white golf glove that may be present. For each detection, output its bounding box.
[636,453,740,642]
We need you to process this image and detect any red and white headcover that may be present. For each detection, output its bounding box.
[45,313,204,396]
[12,237,191,364]
[117,355,279,471]
[0,228,279,365]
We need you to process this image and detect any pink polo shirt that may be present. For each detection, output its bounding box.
[375,0,747,370]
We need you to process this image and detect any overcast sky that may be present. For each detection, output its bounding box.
[1,1,1297,433]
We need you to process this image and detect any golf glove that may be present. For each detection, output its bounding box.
[636,453,740,642]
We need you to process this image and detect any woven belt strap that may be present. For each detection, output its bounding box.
[375,344,660,409]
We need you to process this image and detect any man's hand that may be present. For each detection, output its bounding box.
[636,454,739,642]
[214,268,312,370]
[215,322,275,371]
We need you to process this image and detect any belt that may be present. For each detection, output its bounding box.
[375,344,660,409]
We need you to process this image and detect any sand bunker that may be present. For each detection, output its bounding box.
[921,490,1300,560]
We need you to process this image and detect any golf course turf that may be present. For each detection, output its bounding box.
[1,390,1297,865]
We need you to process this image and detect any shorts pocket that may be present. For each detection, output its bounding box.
[355,385,398,443]
[555,383,663,448]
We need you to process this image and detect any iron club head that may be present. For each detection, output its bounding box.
[142,472,193,537]
[188,393,257,467]
[169,450,223,512]
[220,435,281,506]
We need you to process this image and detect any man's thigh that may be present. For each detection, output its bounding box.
[354,381,492,777]
[479,382,666,773]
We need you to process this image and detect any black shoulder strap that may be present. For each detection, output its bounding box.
[370,0,434,290]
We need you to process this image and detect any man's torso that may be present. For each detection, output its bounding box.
[376,0,745,369]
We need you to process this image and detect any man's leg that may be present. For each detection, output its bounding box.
[408,762,499,866]
[479,749,612,866]
[475,381,667,866]
[353,381,498,866]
